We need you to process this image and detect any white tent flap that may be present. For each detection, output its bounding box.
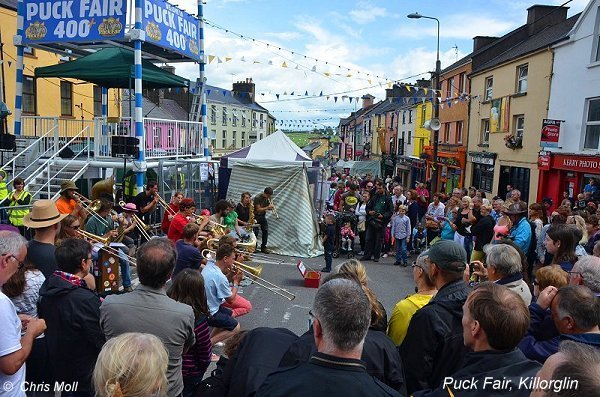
[226,163,324,258]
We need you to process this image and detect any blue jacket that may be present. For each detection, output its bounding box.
[518,303,559,363]
[510,217,532,254]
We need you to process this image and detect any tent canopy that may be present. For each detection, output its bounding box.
[222,130,314,167]
[35,48,189,89]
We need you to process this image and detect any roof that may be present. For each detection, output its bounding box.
[0,0,16,10]
[302,141,322,153]
[223,130,312,164]
[122,97,188,120]
[205,85,270,114]
[472,13,580,74]
[441,53,473,75]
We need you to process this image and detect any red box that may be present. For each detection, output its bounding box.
[297,261,321,288]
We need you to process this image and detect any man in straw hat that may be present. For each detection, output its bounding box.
[505,201,532,255]
[55,180,87,222]
[23,199,67,279]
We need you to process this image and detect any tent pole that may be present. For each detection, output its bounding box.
[133,0,146,194]
[13,0,25,136]
[198,0,210,158]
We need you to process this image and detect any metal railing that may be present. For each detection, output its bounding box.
[144,118,202,160]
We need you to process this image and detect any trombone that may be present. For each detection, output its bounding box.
[202,249,295,301]
[154,194,177,217]
[76,229,137,266]
[118,201,152,241]
[73,192,114,229]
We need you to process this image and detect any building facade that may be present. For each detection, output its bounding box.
[465,5,578,204]
[539,0,600,205]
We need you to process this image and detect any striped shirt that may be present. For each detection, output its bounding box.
[182,315,212,378]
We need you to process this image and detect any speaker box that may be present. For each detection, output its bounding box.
[111,136,139,158]
[0,134,16,152]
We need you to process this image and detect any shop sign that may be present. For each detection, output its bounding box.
[470,155,494,165]
[143,0,200,60]
[553,154,600,173]
[537,154,550,170]
[23,0,127,43]
[540,119,561,148]
[345,146,352,158]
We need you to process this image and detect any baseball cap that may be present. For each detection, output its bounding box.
[427,240,467,272]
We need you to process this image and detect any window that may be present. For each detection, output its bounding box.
[420,106,426,126]
[472,163,494,192]
[399,132,405,155]
[516,64,528,93]
[459,72,467,94]
[408,110,413,124]
[408,131,412,144]
[484,77,493,101]
[241,111,246,127]
[456,121,463,144]
[260,114,264,128]
[446,77,453,97]
[222,107,227,125]
[232,111,237,127]
[232,131,236,148]
[210,129,217,149]
[93,86,102,117]
[481,119,490,145]
[153,127,160,147]
[402,111,406,125]
[443,123,451,143]
[210,105,216,124]
[241,131,246,148]
[60,81,72,116]
[23,46,34,56]
[584,98,600,149]
[22,76,36,114]
[221,130,227,149]
[514,115,525,146]
[167,128,174,147]
[390,114,395,129]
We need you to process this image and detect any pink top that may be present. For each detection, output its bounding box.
[341,225,355,239]
[494,224,510,241]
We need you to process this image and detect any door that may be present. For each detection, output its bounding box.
[499,166,530,202]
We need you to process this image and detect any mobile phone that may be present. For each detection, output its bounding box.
[469,262,476,274]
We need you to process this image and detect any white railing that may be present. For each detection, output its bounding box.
[94,117,133,158]
[2,125,57,185]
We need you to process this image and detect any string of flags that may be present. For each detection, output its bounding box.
[204,19,394,83]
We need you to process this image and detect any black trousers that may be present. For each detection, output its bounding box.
[363,224,384,259]
[256,216,268,250]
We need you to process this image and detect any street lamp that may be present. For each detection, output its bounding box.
[407,12,441,194]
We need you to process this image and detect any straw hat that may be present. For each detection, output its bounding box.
[60,180,78,194]
[23,200,67,228]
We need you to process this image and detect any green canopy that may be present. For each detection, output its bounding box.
[35,47,189,89]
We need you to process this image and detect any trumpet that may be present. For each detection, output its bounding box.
[269,198,279,219]
[76,229,137,266]
[202,249,295,301]
[73,192,114,229]
[118,201,152,241]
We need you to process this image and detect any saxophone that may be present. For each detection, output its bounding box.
[246,201,255,231]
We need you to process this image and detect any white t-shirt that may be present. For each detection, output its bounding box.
[0,291,25,397]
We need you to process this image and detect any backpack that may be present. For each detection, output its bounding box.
[526,220,538,268]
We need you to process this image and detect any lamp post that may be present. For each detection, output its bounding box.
[408,12,441,194]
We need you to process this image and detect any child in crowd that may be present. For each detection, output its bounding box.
[321,214,335,273]
[412,224,426,254]
[340,221,355,252]
[391,205,411,267]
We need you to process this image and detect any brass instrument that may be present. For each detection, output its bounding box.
[269,198,279,219]
[205,233,256,254]
[90,176,114,200]
[76,229,137,266]
[73,192,111,228]
[202,249,295,301]
[195,214,229,237]
[245,201,258,231]
[155,194,177,217]
[118,201,152,241]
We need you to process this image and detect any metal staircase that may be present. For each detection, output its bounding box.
[189,78,203,122]
[27,163,89,200]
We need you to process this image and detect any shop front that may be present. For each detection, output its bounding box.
[537,151,600,206]
[395,156,412,188]
[410,157,426,189]
[469,151,496,194]
[424,146,467,194]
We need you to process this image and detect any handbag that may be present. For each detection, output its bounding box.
[369,217,383,230]
[357,220,366,232]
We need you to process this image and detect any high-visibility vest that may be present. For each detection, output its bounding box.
[8,190,31,226]
[0,170,8,201]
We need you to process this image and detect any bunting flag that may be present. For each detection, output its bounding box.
[206,89,211,96]
[240,56,246,62]
[253,60,261,64]
[225,57,232,62]
[217,57,223,63]
[208,55,216,63]
[349,97,353,103]
[282,62,288,68]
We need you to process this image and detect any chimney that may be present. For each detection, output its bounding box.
[473,36,498,52]
[361,94,375,108]
[416,79,431,88]
[232,77,256,103]
[527,5,568,36]
[158,89,164,107]
[385,88,394,99]
[160,65,176,74]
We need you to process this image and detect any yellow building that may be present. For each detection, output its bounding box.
[0,0,120,135]
[413,102,432,156]
[465,5,578,204]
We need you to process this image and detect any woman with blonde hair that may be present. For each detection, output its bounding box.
[567,214,588,245]
[93,332,169,397]
[335,259,387,332]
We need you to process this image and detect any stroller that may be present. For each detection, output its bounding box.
[333,211,358,258]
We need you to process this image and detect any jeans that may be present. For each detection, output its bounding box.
[358,230,366,251]
[256,216,268,250]
[463,235,473,259]
[324,248,333,270]
[363,224,384,259]
[395,238,408,264]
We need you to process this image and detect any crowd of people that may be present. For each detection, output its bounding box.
[0,173,599,396]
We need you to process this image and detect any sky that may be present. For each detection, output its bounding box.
[170,0,589,130]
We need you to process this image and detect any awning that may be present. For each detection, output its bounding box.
[35,48,189,89]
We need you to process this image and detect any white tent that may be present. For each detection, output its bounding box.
[221,131,323,257]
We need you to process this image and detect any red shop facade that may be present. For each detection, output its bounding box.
[537,151,600,207]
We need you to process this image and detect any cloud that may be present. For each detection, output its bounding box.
[396,14,517,40]
[349,3,387,25]
[263,31,302,41]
